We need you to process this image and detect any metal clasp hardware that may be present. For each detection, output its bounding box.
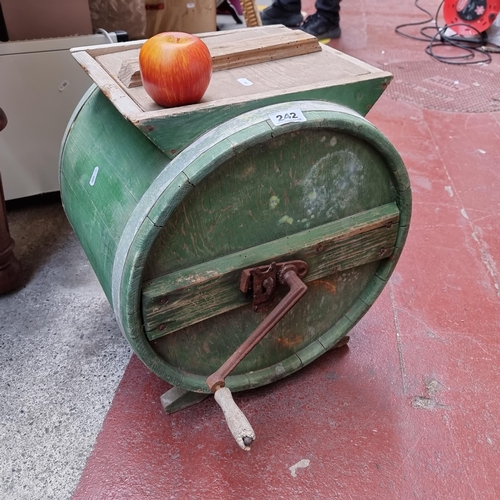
[239,259,308,312]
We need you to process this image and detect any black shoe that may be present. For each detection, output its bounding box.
[260,4,303,27]
[300,13,341,39]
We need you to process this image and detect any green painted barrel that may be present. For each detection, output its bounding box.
[60,87,411,394]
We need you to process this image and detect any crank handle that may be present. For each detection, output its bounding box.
[207,260,308,450]
[206,263,308,392]
[214,387,255,450]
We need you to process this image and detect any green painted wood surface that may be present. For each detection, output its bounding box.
[142,203,399,338]
[142,126,395,280]
[137,77,391,160]
[60,97,411,394]
[60,86,169,302]
[151,263,377,378]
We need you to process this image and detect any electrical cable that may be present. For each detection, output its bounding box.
[96,28,114,44]
[395,0,493,65]
[395,0,436,41]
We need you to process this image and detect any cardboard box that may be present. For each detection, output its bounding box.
[145,0,216,37]
[1,0,92,41]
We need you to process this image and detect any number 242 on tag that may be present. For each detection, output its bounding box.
[269,109,307,126]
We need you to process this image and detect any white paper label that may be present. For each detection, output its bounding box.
[237,78,253,86]
[89,166,99,186]
[269,109,307,126]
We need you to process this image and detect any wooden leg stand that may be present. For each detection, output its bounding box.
[0,108,22,294]
[333,335,350,348]
[160,387,209,414]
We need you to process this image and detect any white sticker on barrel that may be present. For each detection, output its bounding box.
[89,166,99,186]
[186,2,195,7]
[237,78,253,86]
[269,109,307,126]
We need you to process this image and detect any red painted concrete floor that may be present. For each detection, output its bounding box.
[74,2,500,499]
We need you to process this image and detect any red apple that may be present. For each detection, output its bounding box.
[139,32,212,108]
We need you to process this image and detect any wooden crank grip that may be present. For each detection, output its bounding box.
[214,387,256,451]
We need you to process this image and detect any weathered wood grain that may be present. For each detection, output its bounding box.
[116,31,321,88]
[116,58,140,88]
[150,263,377,382]
[142,203,399,339]
[71,26,392,158]
[71,51,142,119]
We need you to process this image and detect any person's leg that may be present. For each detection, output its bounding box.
[315,0,340,24]
[260,0,303,27]
[300,0,341,39]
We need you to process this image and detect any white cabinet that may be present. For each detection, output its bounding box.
[0,33,119,200]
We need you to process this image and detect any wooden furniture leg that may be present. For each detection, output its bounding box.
[0,107,23,294]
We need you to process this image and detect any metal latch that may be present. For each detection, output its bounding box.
[239,260,308,312]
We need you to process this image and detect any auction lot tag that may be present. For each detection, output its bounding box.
[269,109,307,126]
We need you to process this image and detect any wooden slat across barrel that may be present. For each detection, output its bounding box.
[60,26,411,449]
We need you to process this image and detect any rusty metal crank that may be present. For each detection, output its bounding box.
[206,260,308,450]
